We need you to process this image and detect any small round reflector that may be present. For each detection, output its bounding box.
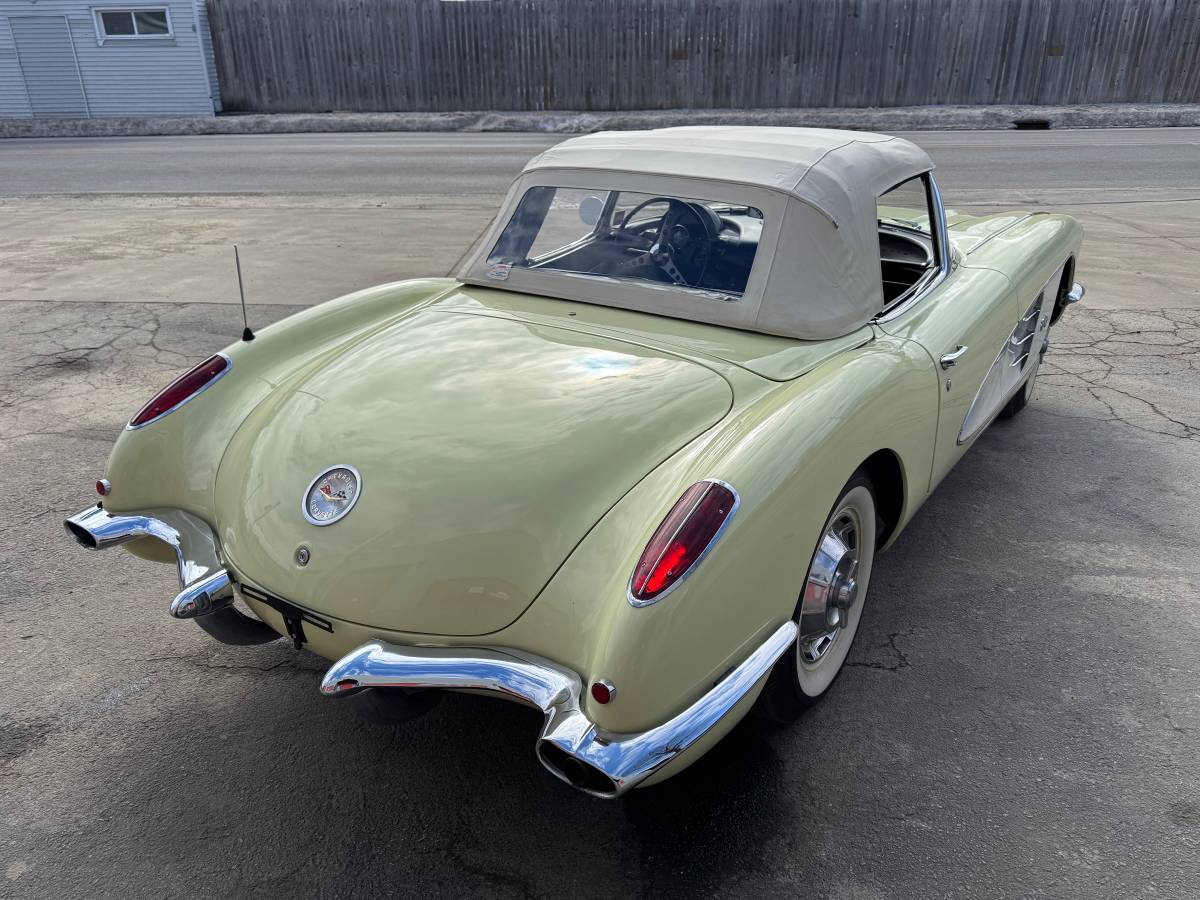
[95,479,111,496]
[590,680,615,704]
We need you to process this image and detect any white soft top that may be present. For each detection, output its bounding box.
[460,127,935,340]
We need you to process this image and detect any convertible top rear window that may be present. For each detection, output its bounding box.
[486,186,764,299]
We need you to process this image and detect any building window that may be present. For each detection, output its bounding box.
[93,7,173,42]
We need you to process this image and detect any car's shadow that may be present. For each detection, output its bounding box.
[97,663,797,898]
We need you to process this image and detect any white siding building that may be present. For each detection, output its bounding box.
[0,0,219,117]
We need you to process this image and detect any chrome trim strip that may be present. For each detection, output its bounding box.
[126,352,232,431]
[626,478,741,608]
[961,213,1033,257]
[320,620,798,798]
[931,172,953,278]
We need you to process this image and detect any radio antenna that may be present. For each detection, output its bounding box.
[233,244,255,341]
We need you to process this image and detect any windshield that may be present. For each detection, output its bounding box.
[486,186,764,298]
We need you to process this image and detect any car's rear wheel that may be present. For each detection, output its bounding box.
[755,472,877,723]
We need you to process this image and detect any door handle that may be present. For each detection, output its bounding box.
[939,345,968,369]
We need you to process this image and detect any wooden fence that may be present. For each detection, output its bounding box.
[206,0,1200,113]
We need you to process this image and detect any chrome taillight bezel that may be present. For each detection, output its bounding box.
[627,478,741,608]
[127,352,232,430]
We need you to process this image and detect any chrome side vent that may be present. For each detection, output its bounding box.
[1008,293,1045,371]
[958,280,1056,445]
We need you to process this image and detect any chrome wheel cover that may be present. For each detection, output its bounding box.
[795,485,876,695]
[798,508,860,665]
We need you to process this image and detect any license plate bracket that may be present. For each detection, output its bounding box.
[239,583,333,650]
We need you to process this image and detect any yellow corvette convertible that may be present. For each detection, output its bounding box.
[65,128,1083,797]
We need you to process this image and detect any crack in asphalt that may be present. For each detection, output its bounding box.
[1038,307,1200,442]
[847,631,911,672]
[1163,707,1194,735]
[0,302,261,454]
[129,652,323,675]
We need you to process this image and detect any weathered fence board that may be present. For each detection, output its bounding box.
[206,0,1200,113]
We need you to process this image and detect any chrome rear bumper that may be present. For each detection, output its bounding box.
[320,620,798,798]
[64,504,278,644]
[65,503,218,584]
[66,503,797,795]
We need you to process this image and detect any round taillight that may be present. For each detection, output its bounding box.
[128,354,231,428]
[95,479,111,496]
[629,480,739,605]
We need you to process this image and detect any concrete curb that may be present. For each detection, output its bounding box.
[4,103,1200,138]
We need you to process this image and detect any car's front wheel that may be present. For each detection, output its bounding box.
[1001,321,1050,419]
[755,472,877,723]
[1000,352,1041,419]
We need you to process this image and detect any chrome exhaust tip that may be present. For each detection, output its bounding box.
[64,512,100,549]
[536,742,620,798]
[320,621,798,798]
[63,504,177,551]
[63,502,282,646]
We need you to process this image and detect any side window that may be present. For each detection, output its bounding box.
[877,175,937,306]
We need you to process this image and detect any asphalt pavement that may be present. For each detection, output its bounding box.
[2,129,1197,311]
[3,128,1200,196]
[0,129,1198,899]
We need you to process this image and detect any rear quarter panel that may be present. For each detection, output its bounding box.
[556,214,1082,742]
[496,331,939,735]
[102,279,457,544]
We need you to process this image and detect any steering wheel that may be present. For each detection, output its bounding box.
[615,197,721,288]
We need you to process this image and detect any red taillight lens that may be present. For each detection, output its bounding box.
[590,681,614,704]
[629,480,738,605]
[128,354,230,428]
